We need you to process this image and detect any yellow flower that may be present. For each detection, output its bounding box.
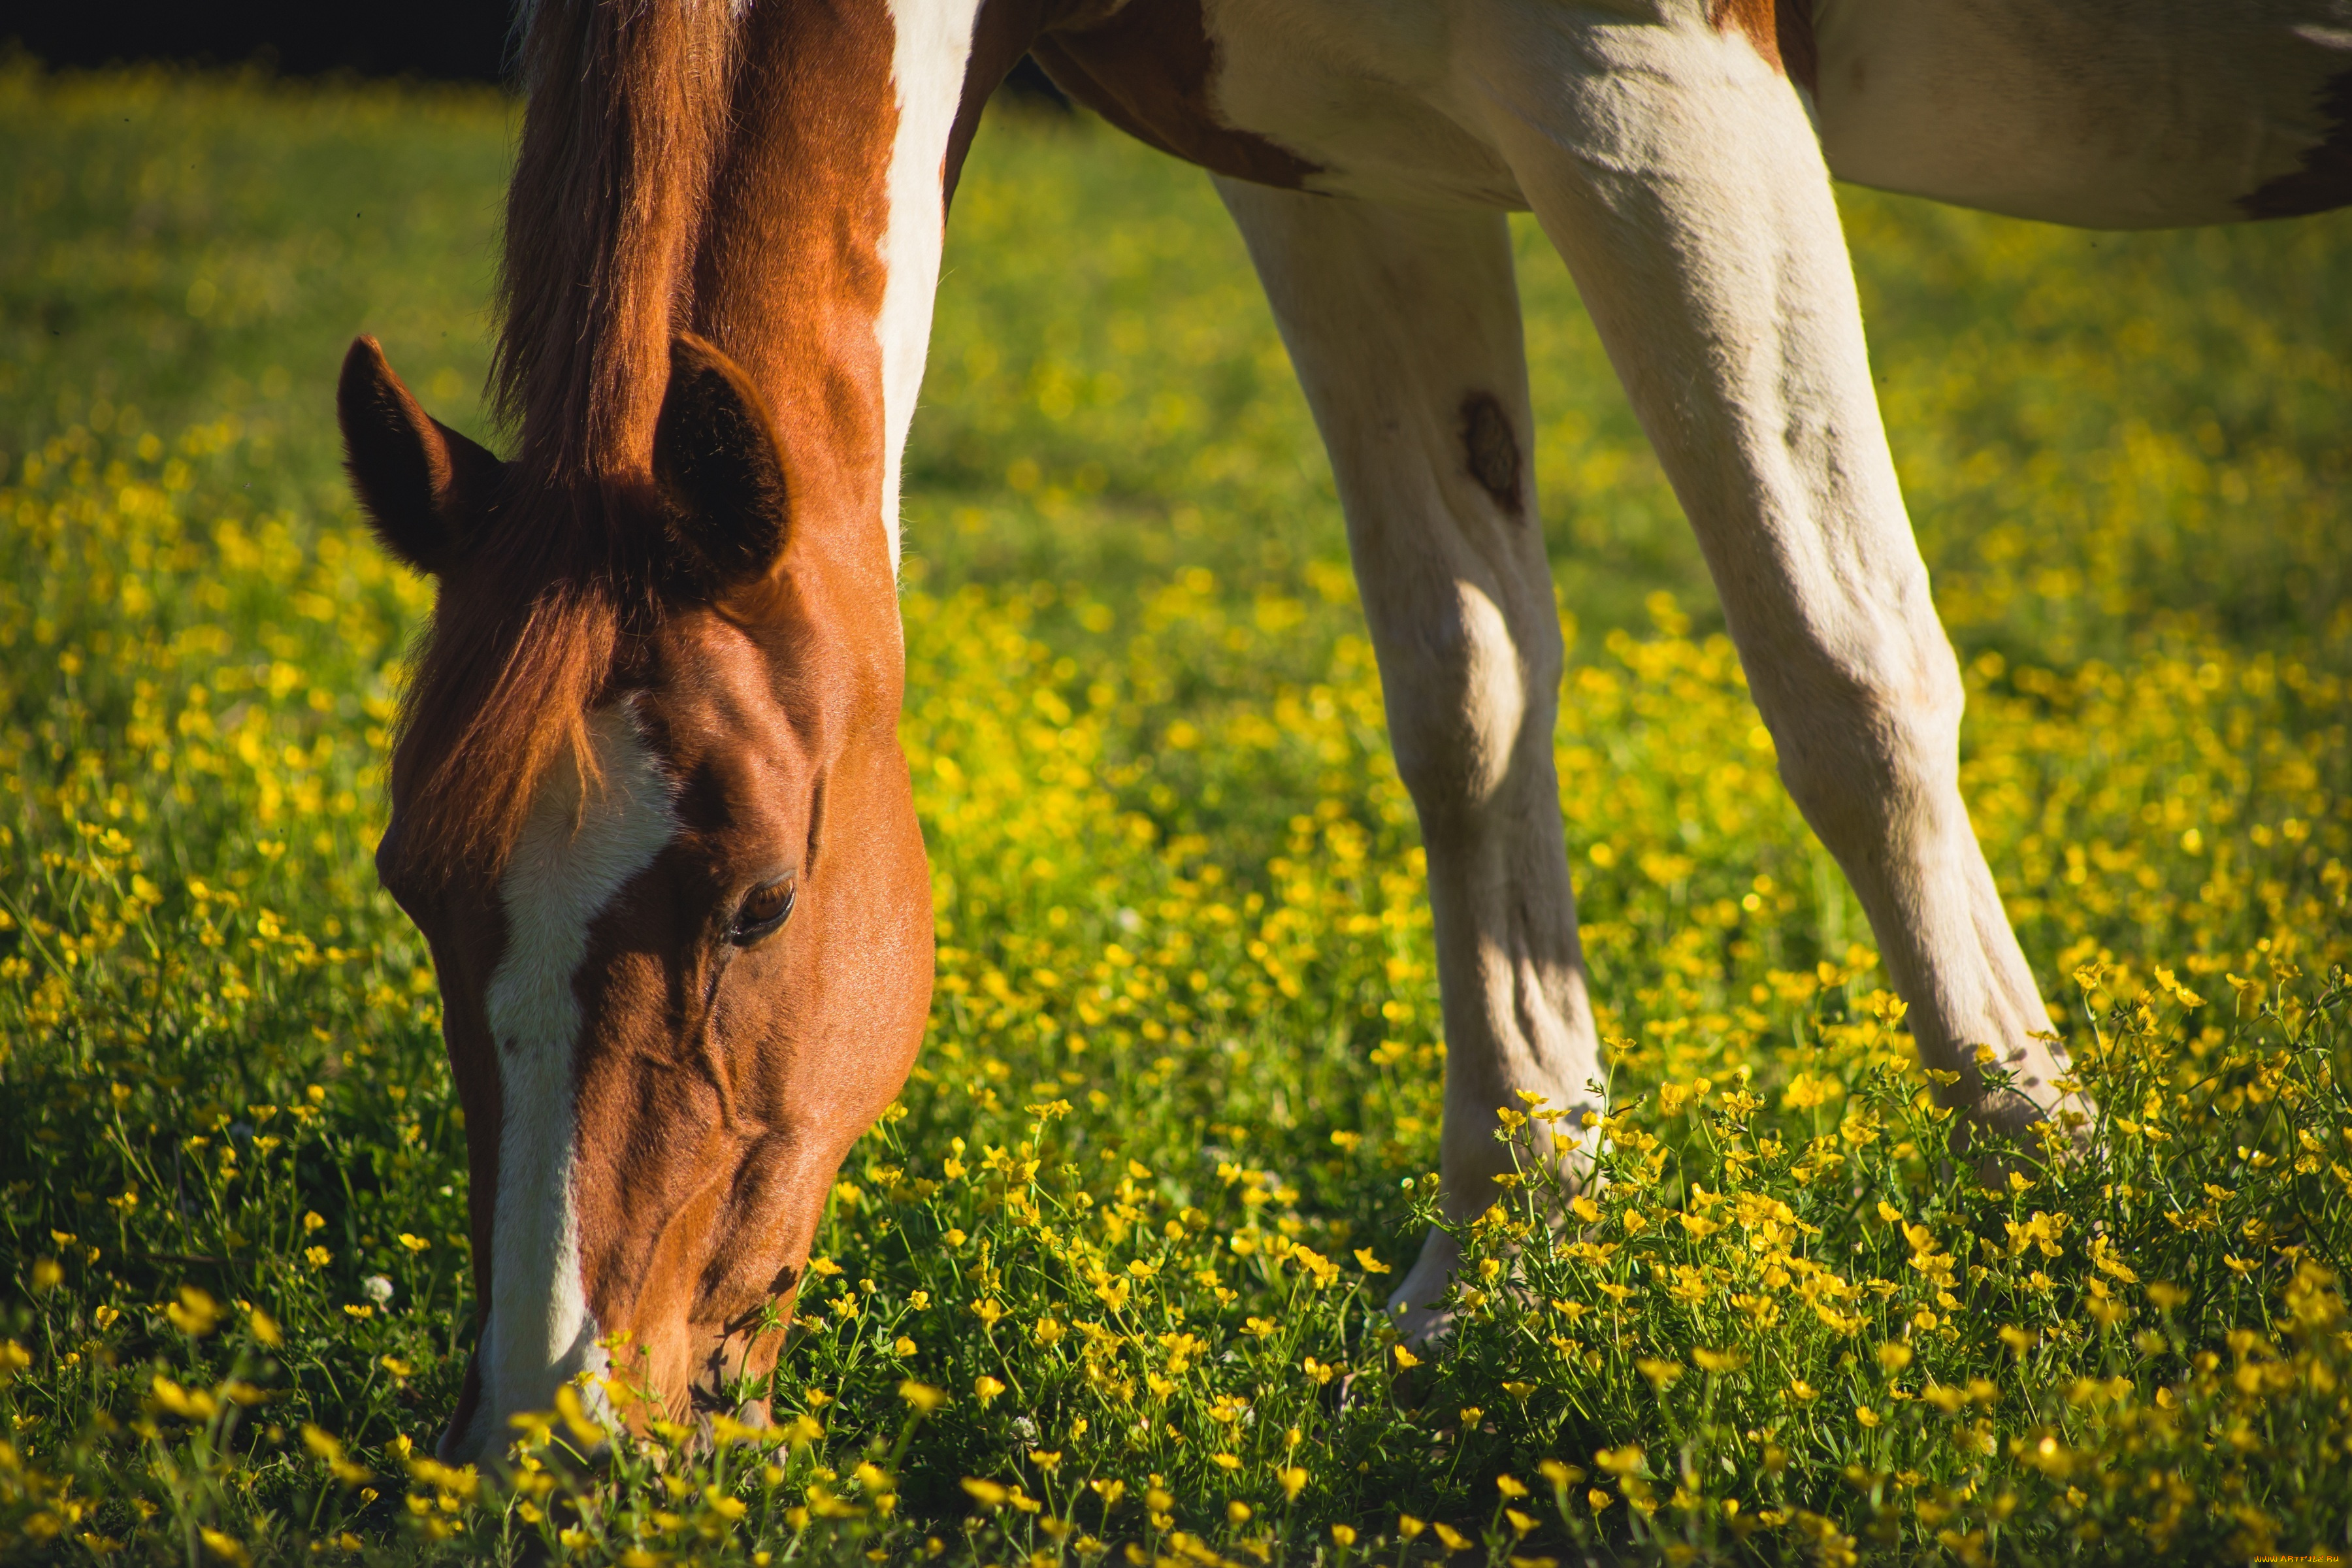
[1392,1344,1422,1369]
[1211,1452,1241,1471]
[1353,1248,1390,1274]
[150,1377,217,1421]
[166,1286,220,1337]
[1397,1515,1426,1539]
[961,1478,1009,1509]
[1432,1523,1472,1553]
[1279,1465,1308,1500]
[973,1375,1006,1405]
[1331,1525,1358,1548]
[1637,1358,1682,1390]
[397,1233,429,1253]
[1855,1405,1881,1428]
[1783,1073,1838,1111]
[302,1212,326,1233]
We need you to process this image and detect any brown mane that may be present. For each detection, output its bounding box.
[389,0,742,885]
[495,0,737,480]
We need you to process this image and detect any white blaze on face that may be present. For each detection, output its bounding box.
[875,0,985,572]
[452,703,676,1461]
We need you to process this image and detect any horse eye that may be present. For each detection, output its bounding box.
[730,875,796,945]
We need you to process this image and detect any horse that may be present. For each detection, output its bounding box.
[336,0,2352,1460]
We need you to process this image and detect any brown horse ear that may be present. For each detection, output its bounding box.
[338,336,502,575]
[652,333,792,595]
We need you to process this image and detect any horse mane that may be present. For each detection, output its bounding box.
[495,0,737,480]
[390,0,740,885]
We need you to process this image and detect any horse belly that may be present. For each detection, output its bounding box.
[1810,0,2352,226]
[1037,0,1526,208]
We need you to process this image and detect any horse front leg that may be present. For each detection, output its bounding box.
[1215,180,1603,1339]
[1463,1,2087,1146]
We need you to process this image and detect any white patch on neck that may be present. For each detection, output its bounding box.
[461,703,676,1458]
[876,0,984,572]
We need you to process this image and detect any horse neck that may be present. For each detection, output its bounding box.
[689,0,989,581]
[502,0,994,585]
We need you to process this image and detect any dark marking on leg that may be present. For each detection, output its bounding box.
[2243,69,2352,220]
[1460,393,1524,517]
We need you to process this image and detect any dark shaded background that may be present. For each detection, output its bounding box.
[4,1,520,80]
[2,3,1068,98]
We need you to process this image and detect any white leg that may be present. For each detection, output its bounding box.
[1458,2,2080,1141]
[1215,179,1601,1337]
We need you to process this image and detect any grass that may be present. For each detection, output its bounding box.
[1,59,2349,1566]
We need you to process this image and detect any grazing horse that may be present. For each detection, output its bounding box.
[336,0,2352,1459]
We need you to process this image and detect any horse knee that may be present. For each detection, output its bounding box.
[1767,625,1965,847]
[1377,578,1559,830]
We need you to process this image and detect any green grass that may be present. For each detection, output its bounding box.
[2,60,2350,1566]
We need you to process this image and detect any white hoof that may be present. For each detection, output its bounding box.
[1384,1225,1462,1347]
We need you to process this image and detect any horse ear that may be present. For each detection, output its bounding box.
[652,333,792,595]
[338,336,502,575]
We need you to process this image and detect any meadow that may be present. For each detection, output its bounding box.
[1,59,2350,1566]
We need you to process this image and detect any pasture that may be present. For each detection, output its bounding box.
[3,61,2351,1565]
